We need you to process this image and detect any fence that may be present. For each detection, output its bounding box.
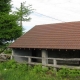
[0,54,80,69]
[12,55,80,70]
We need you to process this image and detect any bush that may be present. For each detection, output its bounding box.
[57,68,80,80]
[32,65,48,73]
[1,60,80,80]
[4,49,12,54]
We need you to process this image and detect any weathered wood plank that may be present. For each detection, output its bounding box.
[47,64,80,69]
[12,55,80,61]
[27,62,80,69]
[7,55,80,69]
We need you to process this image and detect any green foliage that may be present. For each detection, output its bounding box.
[0,14,22,41]
[32,65,43,73]
[0,0,22,45]
[0,43,11,54]
[57,68,70,77]
[57,68,80,80]
[14,1,33,22]
[4,49,12,54]
[13,1,33,28]
[0,73,3,80]
[0,60,54,80]
[0,60,16,70]
[1,60,80,80]
[0,0,11,13]
[5,60,17,69]
[68,69,80,77]
[0,43,8,53]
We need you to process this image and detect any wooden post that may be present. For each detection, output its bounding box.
[11,55,13,60]
[53,58,57,71]
[42,50,48,66]
[11,50,13,60]
[28,56,31,64]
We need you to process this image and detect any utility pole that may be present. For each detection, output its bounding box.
[18,2,32,27]
[20,3,22,27]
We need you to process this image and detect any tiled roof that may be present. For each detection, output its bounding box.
[9,21,80,49]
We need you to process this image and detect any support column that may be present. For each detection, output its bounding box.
[11,49,14,60]
[53,58,57,71]
[28,56,31,64]
[42,50,48,66]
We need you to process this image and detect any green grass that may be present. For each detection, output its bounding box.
[0,60,80,80]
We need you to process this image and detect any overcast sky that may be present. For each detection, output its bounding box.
[12,0,80,32]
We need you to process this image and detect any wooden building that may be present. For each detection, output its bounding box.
[9,21,80,69]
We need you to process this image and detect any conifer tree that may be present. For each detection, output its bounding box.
[0,0,22,43]
[0,0,22,52]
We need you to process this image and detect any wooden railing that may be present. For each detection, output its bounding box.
[12,55,80,69]
[0,54,80,69]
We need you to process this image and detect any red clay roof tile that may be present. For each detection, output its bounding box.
[9,21,80,49]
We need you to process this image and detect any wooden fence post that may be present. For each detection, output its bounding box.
[11,50,13,60]
[53,58,57,71]
[28,56,31,64]
[11,55,13,60]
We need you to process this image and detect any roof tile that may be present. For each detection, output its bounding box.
[9,21,80,49]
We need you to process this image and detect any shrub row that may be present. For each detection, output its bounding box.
[0,60,80,80]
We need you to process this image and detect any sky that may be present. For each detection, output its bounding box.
[11,0,80,32]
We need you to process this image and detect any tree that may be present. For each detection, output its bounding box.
[14,1,33,27]
[0,0,22,53]
[0,0,33,53]
[0,14,22,42]
[0,0,22,43]
[0,0,11,13]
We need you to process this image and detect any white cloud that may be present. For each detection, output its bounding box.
[12,0,80,32]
